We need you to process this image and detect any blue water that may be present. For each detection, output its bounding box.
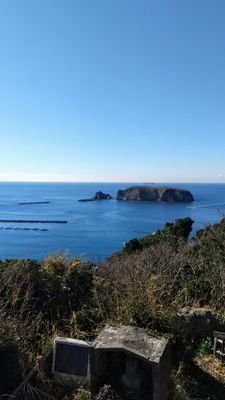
[0,182,225,261]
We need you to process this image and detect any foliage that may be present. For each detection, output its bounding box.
[1,217,225,398]
[41,254,95,329]
[0,253,100,397]
[95,385,122,400]
[190,218,225,308]
[123,238,142,253]
[0,253,98,334]
[170,362,192,400]
[197,337,212,356]
[164,217,194,241]
[76,388,92,400]
[123,217,194,253]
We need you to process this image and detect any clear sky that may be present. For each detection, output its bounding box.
[0,0,225,182]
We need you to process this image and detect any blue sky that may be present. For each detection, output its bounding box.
[0,0,225,182]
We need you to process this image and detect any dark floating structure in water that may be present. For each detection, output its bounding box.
[0,219,67,224]
[18,201,50,205]
[0,226,48,231]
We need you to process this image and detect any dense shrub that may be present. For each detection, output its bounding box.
[95,385,122,400]
[123,217,194,254]
[99,217,225,331]
[191,219,225,309]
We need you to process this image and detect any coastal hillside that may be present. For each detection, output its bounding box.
[1,217,225,399]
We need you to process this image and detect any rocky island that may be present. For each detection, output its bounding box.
[117,186,194,202]
[79,191,113,202]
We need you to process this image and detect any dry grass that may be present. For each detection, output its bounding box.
[194,354,225,384]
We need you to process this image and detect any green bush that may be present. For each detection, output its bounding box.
[78,388,91,400]
[198,338,212,356]
[124,238,142,253]
[123,217,194,254]
[95,385,122,400]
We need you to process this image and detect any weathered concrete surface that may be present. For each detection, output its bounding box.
[93,325,168,363]
[92,325,170,400]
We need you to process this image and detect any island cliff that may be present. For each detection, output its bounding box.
[117,186,194,202]
[79,191,112,202]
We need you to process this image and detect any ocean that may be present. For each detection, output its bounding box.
[0,182,225,262]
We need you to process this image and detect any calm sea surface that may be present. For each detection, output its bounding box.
[0,182,225,261]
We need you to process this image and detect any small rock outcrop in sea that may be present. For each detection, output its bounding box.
[117,186,194,202]
[79,191,113,202]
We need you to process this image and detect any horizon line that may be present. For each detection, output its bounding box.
[0,180,225,184]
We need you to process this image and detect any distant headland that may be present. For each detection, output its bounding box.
[117,186,194,202]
